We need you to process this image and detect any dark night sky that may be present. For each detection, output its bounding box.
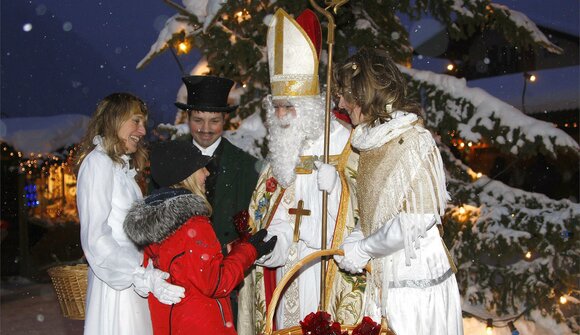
[1,0,201,125]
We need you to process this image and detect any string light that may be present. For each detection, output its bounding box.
[463,304,539,335]
[559,294,568,304]
[233,9,251,23]
[177,40,190,54]
[524,251,532,259]
[447,63,455,71]
[486,318,493,335]
[508,321,519,335]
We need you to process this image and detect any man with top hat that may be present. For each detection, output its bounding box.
[174,75,260,324]
[237,9,364,334]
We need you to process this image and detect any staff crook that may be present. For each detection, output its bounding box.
[307,0,349,312]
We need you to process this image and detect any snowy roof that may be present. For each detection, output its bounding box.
[467,65,579,115]
[0,114,90,155]
[496,0,579,37]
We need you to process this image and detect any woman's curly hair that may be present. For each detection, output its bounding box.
[333,47,421,125]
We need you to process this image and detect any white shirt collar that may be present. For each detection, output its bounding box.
[193,136,222,156]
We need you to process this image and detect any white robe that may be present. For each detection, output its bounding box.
[256,121,350,327]
[77,137,152,335]
[352,112,463,335]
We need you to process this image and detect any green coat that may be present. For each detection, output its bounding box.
[178,135,259,249]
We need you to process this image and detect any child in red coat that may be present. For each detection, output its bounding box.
[124,140,276,334]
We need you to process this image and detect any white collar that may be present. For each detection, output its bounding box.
[92,135,135,176]
[352,112,419,151]
[193,137,222,156]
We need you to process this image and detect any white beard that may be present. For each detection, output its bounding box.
[265,96,325,188]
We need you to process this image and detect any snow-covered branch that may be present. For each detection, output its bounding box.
[401,66,579,158]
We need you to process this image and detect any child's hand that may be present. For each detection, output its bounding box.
[248,229,278,258]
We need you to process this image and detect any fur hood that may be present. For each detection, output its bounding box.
[124,188,210,249]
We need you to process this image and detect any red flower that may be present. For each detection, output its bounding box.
[299,311,346,335]
[233,210,251,240]
[265,177,278,193]
[351,316,381,335]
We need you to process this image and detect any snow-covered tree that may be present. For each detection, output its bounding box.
[138,1,579,333]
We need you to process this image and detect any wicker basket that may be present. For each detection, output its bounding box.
[264,249,395,335]
[47,264,88,320]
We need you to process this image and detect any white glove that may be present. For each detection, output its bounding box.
[334,224,364,264]
[336,241,370,274]
[133,263,185,305]
[359,214,437,259]
[314,161,339,193]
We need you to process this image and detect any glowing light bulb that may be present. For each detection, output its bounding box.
[525,251,532,259]
[559,295,568,304]
[459,207,466,215]
[178,41,190,53]
[476,172,482,178]
[486,319,493,335]
[459,142,465,149]
[529,74,536,82]
[447,63,454,71]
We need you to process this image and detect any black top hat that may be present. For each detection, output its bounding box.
[175,75,238,113]
[149,140,212,187]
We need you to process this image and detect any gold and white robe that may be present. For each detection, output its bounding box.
[352,112,463,335]
[237,120,364,334]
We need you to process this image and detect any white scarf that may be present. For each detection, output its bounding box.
[351,112,419,151]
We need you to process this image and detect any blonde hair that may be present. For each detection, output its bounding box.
[171,172,213,216]
[333,48,421,125]
[75,93,148,175]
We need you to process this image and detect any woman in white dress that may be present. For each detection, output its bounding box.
[75,93,185,335]
[332,48,464,335]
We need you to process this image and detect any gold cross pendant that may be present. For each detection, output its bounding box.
[289,200,311,242]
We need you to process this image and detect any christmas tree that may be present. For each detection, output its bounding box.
[138,1,579,333]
